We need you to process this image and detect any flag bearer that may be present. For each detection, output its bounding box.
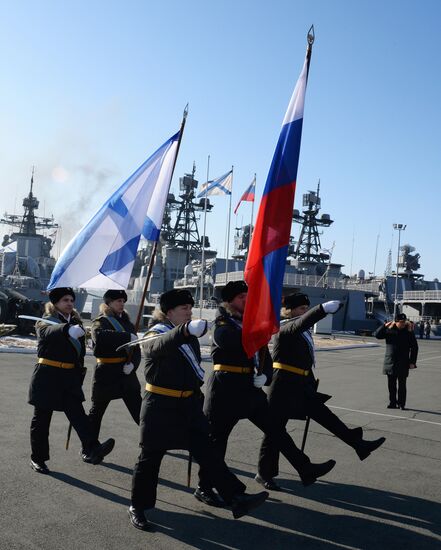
[196,281,335,504]
[88,289,142,441]
[28,287,114,474]
[129,289,268,531]
[257,292,386,489]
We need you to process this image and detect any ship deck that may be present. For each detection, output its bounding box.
[1,339,440,549]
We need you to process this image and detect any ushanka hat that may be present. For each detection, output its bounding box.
[221,280,248,302]
[160,289,194,313]
[395,313,407,321]
[282,292,310,309]
[48,287,75,304]
[103,289,128,303]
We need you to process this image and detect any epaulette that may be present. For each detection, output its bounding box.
[216,319,228,326]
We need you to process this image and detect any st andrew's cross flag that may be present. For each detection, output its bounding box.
[48,131,181,290]
[197,170,233,198]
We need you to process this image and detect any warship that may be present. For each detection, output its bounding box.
[120,170,440,336]
[0,170,87,331]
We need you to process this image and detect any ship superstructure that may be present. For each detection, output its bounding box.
[0,170,87,324]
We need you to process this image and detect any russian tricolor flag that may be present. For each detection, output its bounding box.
[242,42,312,358]
[234,177,256,215]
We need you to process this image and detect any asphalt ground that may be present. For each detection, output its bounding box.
[0,338,440,550]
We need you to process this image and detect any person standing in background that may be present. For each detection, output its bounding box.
[375,313,418,410]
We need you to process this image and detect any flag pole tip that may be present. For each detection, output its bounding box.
[183,104,189,118]
[307,25,315,44]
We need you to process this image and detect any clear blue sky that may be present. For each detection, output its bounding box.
[1,0,440,279]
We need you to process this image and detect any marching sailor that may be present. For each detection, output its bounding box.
[28,287,114,474]
[257,292,386,489]
[129,289,268,531]
[88,289,142,441]
[196,281,335,503]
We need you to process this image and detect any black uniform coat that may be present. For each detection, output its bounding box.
[28,313,86,411]
[91,312,141,401]
[268,304,330,420]
[140,321,207,451]
[374,322,418,377]
[203,308,273,423]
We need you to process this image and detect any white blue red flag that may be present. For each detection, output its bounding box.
[48,130,181,290]
[242,41,313,358]
[234,177,256,215]
[197,170,233,198]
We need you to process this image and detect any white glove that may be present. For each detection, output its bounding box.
[253,373,267,388]
[322,300,341,314]
[123,362,135,375]
[68,325,85,339]
[187,319,208,338]
[130,333,139,342]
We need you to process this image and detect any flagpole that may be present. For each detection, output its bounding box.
[199,155,210,317]
[225,166,233,283]
[250,173,256,242]
[133,105,189,333]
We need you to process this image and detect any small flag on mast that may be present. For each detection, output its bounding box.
[47,130,181,290]
[197,170,233,198]
[234,177,256,214]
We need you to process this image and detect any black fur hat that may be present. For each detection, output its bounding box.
[160,289,194,313]
[48,287,75,304]
[283,292,310,309]
[221,280,248,302]
[103,289,128,304]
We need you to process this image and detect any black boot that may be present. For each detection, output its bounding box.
[81,438,115,464]
[128,506,151,531]
[194,487,225,507]
[354,437,386,460]
[30,459,50,474]
[255,473,281,491]
[231,491,269,519]
[299,460,336,487]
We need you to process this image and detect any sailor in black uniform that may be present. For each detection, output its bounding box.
[88,289,141,441]
[129,289,268,531]
[28,287,114,474]
[257,292,386,488]
[196,281,335,504]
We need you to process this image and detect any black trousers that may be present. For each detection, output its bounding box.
[198,400,310,489]
[30,396,96,462]
[388,374,407,406]
[258,399,357,479]
[131,428,245,510]
[88,390,141,441]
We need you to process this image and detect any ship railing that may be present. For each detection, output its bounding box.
[215,271,357,290]
[393,290,441,302]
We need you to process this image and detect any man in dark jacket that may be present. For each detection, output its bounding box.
[257,292,386,489]
[375,313,418,410]
[28,287,114,474]
[129,289,268,531]
[88,289,142,441]
[196,282,335,502]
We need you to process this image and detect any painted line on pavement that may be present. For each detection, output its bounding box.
[329,405,441,426]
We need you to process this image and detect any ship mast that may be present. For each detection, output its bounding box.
[292,180,333,262]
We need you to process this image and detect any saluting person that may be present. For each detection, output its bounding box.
[129,289,268,531]
[88,289,141,441]
[196,281,335,504]
[28,287,114,474]
[257,292,386,489]
[375,312,418,410]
